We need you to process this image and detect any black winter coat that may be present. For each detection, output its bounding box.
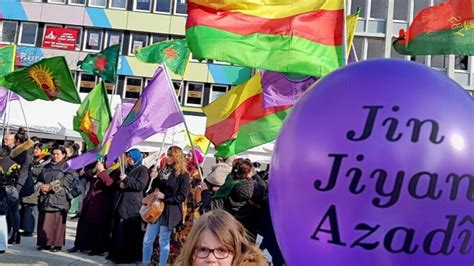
[226,178,256,223]
[37,160,77,212]
[151,166,190,229]
[0,157,20,215]
[10,140,34,197]
[113,164,149,219]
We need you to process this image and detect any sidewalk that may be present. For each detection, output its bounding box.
[1,215,111,265]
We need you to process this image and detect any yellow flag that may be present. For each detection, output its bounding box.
[346,11,360,55]
[186,132,211,154]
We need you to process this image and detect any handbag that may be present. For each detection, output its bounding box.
[140,193,165,224]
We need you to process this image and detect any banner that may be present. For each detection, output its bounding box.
[42,27,79,51]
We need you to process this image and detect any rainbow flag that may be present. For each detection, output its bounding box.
[203,73,291,157]
[186,0,345,77]
[393,0,474,55]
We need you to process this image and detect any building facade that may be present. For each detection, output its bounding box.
[0,0,472,158]
[349,0,474,94]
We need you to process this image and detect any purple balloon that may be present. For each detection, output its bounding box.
[270,59,474,265]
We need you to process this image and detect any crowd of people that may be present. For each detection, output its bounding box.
[0,127,284,265]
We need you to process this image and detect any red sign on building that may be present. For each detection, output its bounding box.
[42,27,79,50]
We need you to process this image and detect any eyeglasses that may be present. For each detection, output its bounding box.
[194,246,231,259]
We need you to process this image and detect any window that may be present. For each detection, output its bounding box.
[69,0,86,5]
[89,0,106,8]
[431,55,447,69]
[185,82,204,107]
[105,31,123,52]
[210,84,228,102]
[124,77,143,99]
[151,34,168,44]
[390,38,405,59]
[455,56,468,71]
[104,81,115,94]
[173,80,183,103]
[48,0,66,3]
[367,38,384,59]
[370,0,387,19]
[414,0,429,18]
[410,55,426,65]
[110,0,127,9]
[174,0,187,15]
[393,0,409,20]
[129,33,148,55]
[353,37,363,61]
[155,0,172,13]
[65,26,82,50]
[0,21,18,44]
[84,29,103,52]
[135,0,152,11]
[19,22,38,46]
[351,0,366,17]
[79,73,97,93]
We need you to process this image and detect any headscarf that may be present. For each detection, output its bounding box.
[127,149,143,166]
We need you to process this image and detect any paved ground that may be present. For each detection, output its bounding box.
[0,216,112,265]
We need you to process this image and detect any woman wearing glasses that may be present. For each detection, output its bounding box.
[174,209,266,266]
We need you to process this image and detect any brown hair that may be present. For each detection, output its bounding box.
[167,146,187,175]
[174,210,266,266]
[234,159,253,180]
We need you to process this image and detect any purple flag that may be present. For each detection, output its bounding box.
[0,87,20,112]
[66,149,99,170]
[99,100,134,156]
[66,101,134,170]
[106,66,184,166]
[261,71,317,109]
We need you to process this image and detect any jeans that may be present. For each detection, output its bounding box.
[142,218,172,265]
[6,186,19,235]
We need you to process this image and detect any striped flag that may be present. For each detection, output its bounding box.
[203,72,290,157]
[186,0,344,77]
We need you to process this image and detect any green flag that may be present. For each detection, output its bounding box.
[79,44,119,83]
[3,56,81,104]
[73,81,112,150]
[0,45,16,76]
[136,39,190,76]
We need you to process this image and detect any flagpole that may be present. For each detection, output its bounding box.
[5,90,12,135]
[1,90,11,140]
[18,99,30,137]
[343,0,348,66]
[352,44,359,62]
[157,129,168,165]
[162,64,204,180]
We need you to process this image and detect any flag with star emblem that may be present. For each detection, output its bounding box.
[186,132,211,154]
[0,45,16,76]
[73,81,112,150]
[1,56,81,104]
[135,39,190,76]
[79,44,120,82]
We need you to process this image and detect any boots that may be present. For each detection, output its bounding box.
[8,232,20,244]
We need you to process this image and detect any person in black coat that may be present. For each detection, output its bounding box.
[107,149,149,264]
[6,128,34,245]
[0,148,19,253]
[36,145,77,252]
[142,146,190,266]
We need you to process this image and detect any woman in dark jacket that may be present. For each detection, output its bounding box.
[68,160,120,255]
[20,142,48,237]
[107,149,149,264]
[142,146,190,266]
[0,148,19,253]
[7,128,34,244]
[36,146,77,252]
[225,159,258,241]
